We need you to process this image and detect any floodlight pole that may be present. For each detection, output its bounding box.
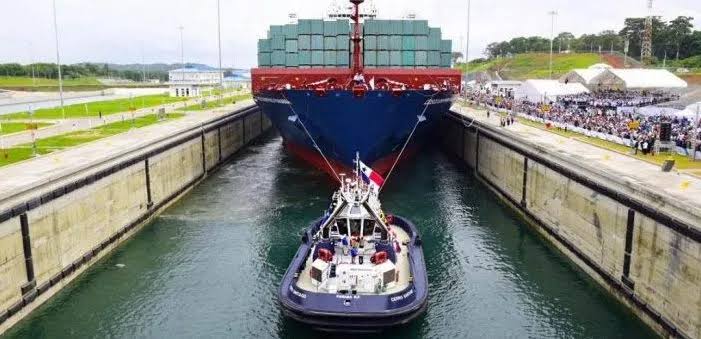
[694,104,700,161]
[465,0,471,88]
[178,26,185,97]
[52,0,66,120]
[217,0,224,105]
[548,10,557,79]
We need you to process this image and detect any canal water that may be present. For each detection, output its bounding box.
[4,134,656,339]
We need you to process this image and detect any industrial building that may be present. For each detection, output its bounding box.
[168,67,224,97]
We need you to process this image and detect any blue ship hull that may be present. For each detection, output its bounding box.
[279,215,428,332]
[254,90,455,174]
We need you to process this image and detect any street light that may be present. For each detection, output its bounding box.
[178,26,185,99]
[216,0,224,106]
[465,0,471,99]
[547,10,558,79]
[52,0,66,120]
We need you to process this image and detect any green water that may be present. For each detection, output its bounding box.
[4,135,656,339]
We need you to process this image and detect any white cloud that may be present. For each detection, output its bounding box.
[0,0,698,68]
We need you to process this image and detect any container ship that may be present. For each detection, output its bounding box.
[252,0,461,177]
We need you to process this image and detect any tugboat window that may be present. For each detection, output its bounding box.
[337,219,348,235]
[350,219,361,236]
[364,220,375,236]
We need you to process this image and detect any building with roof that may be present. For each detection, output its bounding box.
[168,67,224,97]
[484,80,522,97]
[514,79,589,103]
[589,69,687,90]
[223,71,251,90]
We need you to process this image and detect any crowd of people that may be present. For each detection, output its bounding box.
[467,89,701,154]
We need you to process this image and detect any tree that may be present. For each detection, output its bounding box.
[555,32,575,52]
[667,16,694,59]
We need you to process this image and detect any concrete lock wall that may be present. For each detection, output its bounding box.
[0,105,270,333]
[441,112,701,339]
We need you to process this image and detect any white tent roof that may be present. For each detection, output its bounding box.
[561,68,607,85]
[676,102,701,119]
[591,69,688,89]
[515,80,589,102]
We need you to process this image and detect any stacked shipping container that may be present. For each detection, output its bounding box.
[258,19,350,68]
[258,19,452,69]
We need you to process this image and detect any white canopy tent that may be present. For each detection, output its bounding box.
[514,80,589,103]
[560,68,607,87]
[676,102,701,119]
[589,69,688,90]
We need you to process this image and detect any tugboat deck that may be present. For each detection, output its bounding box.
[296,225,412,295]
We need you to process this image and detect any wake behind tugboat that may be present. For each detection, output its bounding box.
[278,159,428,332]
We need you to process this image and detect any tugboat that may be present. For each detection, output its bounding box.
[278,159,428,332]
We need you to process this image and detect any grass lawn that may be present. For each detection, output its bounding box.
[516,116,701,171]
[454,53,601,80]
[0,113,184,167]
[178,93,252,111]
[0,122,51,135]
[0,76,102,87]
[2,94,183,120]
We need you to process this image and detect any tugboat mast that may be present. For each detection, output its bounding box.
[350,0,364,74]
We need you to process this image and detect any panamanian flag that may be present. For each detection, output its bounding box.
[359,161,385,193]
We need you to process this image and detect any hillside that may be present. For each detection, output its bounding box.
[456,53,605,80]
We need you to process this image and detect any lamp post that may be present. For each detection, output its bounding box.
[178,26,185,98]
[216,0,224,106]
[547,10,558,79]
[52,0,66,120]
[465,0,471,87]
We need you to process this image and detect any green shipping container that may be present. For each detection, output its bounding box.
[336,20,350,36]
[429,27,441,40]
[284,24,297,39]
[413,20,429,35]
[271,51,285,65]
[402,51,415,66]
[390,51,401,66]
[286,53,299,67]
[336,51,349,66]
[364,20,375,35]
[311,20,324,35]
[286,39,298,53]
[311,35,324,50]
[271,35,285,50]
[416,36,428,51]
[311,51,324,65]
[258,53,271,67]
[415,51,428,65]
[337,35,350,50]
[428,36,441,51]
[390,20,403,35]
[324,21,336,36]
[298,20,312,35]
[402,36,416,51]
[378,20,392,34]
[324,36,337,50]
[440,53,451,67]
[377,35,390,50]
[324,51,336,66]
[364,36,376,50]
[428,51,440,66]
[441,40,452,53]
[402,20,413,35]
[377,51,390,66]
[298,35,311,50]
[364,51,377,66]
[390,35,402,50]
[269,25,283,38]
[258,39,272,53]
[299,51,311,65]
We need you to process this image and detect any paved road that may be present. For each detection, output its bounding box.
[0,93,242,148]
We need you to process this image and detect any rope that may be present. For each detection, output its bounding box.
[281,92,342,183]
[380,91,439,193]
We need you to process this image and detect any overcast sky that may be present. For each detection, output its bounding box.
[0,0,699,68]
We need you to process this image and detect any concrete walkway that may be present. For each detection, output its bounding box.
[0,99,255,207]
[452,105,701,215]
[0,93,244,148]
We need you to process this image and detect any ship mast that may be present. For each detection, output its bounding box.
[350,0,364,74]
